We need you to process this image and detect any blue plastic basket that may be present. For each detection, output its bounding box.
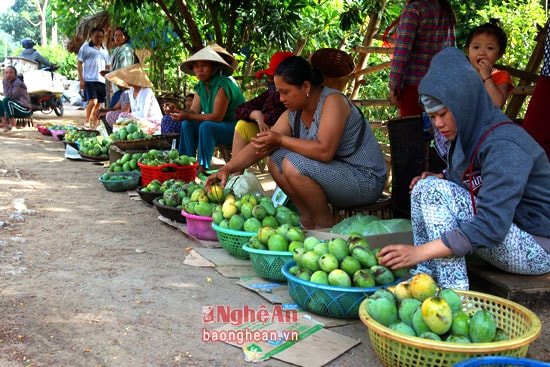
[453,357,550,367]
[281,260,400,319]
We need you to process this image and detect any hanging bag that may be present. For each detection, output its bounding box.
[382,17,400,59]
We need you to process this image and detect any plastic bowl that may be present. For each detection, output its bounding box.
[242,244,293,281]
[136,186,163,205]
[281,260,401,319]
[37,124,52,135]
[152,197,186,223]
[50,129,66,141]
[181,211,217,241]
[99,171,141,192]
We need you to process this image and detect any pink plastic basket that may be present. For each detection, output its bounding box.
[181,211,217,241]
[50,129,66,141]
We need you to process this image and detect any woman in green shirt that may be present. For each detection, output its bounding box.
[175,45,245,174]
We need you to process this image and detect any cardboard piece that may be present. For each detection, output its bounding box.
[237,276,291,304]
[213,316,360,367]
[215,265,257,278]
[194,248,256,278]
[183,249,215,267]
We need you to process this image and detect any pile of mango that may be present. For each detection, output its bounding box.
[79,135,111,157]
[247,224,305,251]
[109,152,143,173]
[100,172,135,182]
[363,273,507,343]
[212,193,300,232]
[180,183,232,217]
[140,149,195,167]
[63,129,98,144]
[286,232,405,288]
[151,180,202,209]
[48,124,77,131]
[110,122,152,141]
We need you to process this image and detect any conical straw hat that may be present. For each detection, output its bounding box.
[180,45,235,76]
[210,43,238,70]
[114,63,153,88]
[104,68,129,88]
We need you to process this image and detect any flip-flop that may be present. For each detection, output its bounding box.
[82,124,91,130]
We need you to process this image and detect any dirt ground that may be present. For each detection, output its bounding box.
[0,104,548,367]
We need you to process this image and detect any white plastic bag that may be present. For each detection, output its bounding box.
[226,171,267,197]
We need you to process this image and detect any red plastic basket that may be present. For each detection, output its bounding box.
[138,161,197,185]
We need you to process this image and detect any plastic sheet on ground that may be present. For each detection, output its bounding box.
[331,214,412,236]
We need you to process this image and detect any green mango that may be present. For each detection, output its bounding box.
[366,294,398,327]
[469,310,496,343]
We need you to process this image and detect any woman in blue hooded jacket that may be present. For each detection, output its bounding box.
[379,47,550,289]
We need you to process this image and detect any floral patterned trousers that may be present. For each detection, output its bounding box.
[411,177,550,289]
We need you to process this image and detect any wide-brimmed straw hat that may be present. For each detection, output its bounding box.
[255,51,295,79]
[106,64,153,88]
[180,45,235,76]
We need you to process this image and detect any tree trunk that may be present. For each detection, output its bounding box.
[35,0,49,46]
[350,0,388,100]
[51,11,58,47]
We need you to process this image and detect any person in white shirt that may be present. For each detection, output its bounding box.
[106,64,162,134]
[77,27,111,130]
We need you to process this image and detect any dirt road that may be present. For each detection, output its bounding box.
[0,105,548,366]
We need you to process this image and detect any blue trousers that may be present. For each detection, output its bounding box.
[178,120,236,169]
[109,89,123,108]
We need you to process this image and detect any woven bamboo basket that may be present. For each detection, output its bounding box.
[112,133,179,151]
[310,48,355,92]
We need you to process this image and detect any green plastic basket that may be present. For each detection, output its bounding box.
[281,261,401,319]
[211,223,255,259]
[242,244,293,281]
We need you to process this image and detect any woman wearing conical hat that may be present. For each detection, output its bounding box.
[175,45,245,175]
[106,64,163,134]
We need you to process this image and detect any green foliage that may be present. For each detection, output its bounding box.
[37,45,79,79]
[51,0,108,38]
[0,0,41,42]
[14,0,545,124]
[468,1,546,70]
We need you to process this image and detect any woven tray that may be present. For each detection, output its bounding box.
[78,152,109,161]
[112,133,179,151]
